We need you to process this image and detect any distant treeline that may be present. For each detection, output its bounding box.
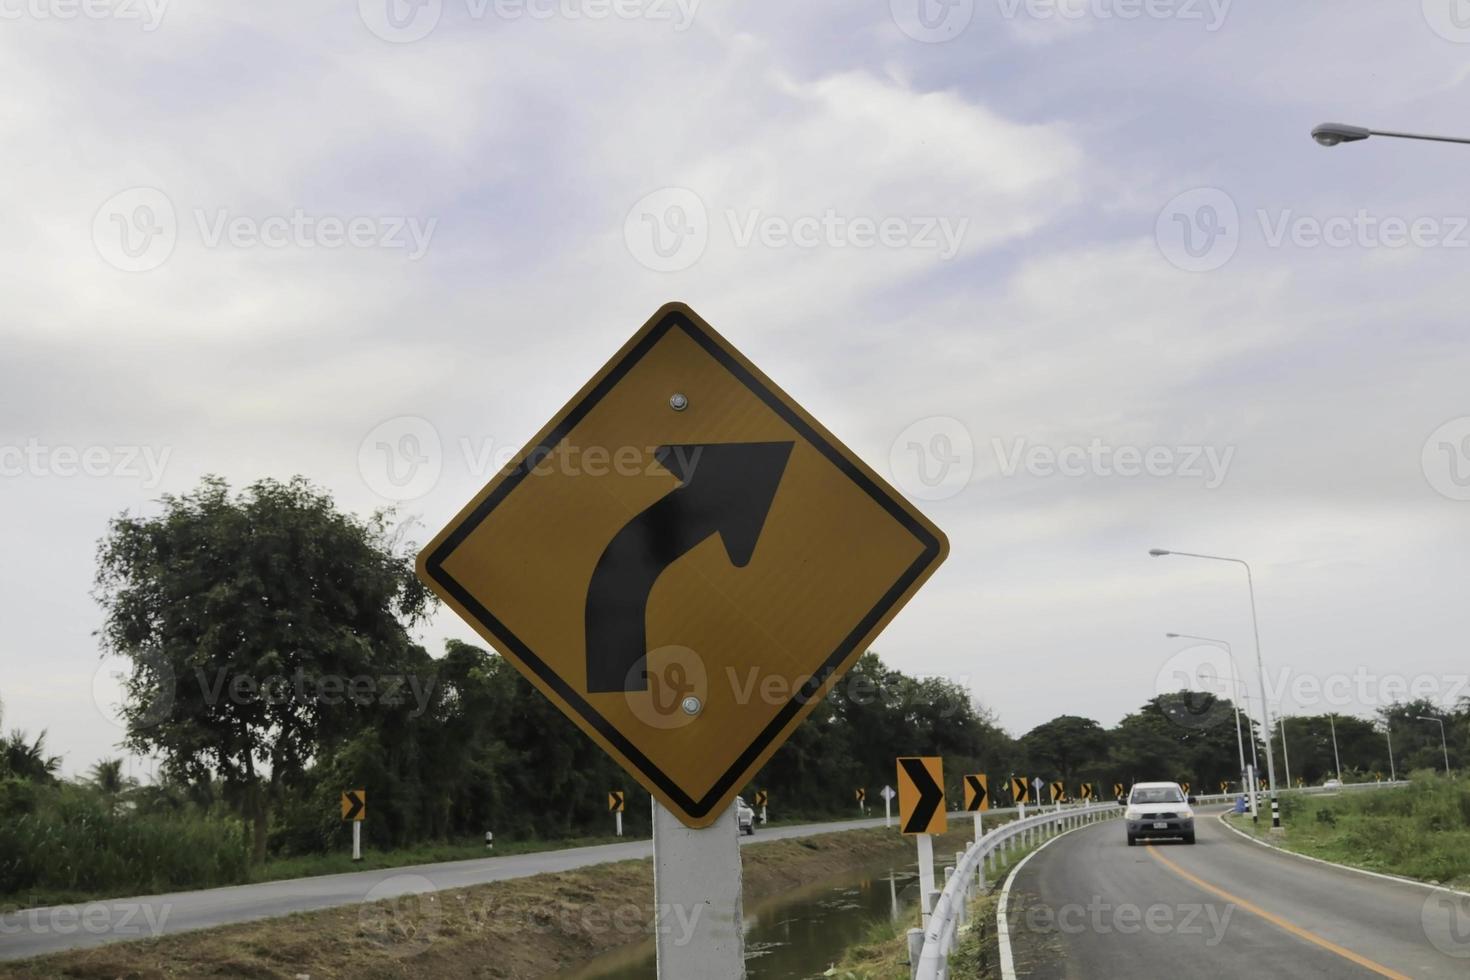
[2,475,1464,904]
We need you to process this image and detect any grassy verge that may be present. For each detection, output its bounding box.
[3,812,878,913]
[1,825,928,979]
[1224,774,1470,890]
[829,818,1033,980]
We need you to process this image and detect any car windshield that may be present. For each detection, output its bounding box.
[1130,787,1184,804]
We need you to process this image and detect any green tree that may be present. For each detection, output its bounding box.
[93,476,432,862]
[1021,716,1109,781]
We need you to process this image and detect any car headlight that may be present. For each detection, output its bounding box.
[1124,808,1144,820]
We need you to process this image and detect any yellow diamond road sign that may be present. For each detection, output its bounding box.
[418,304,948,828]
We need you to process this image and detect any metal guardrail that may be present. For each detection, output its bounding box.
[908,801,1120,980]
[908,780,1412,979]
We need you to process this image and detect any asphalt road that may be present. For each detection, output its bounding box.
[1003,806,1470,978]
[0,815,887,963]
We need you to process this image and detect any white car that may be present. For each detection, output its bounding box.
[736,796,756,835]
[1122,781,1196,845]
[1323,778,1343,791]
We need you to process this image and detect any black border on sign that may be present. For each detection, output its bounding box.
[423,310,943,820]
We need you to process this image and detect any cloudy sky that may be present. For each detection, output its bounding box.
[5,0,1470,778]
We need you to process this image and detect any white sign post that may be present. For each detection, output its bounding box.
[916,831,936,927]
[653,799,745,979]
[1032,777,1045,816]
[881,785,895,828]
[615,810,623,837]
[352,821,362,862]
[973,809,983,843]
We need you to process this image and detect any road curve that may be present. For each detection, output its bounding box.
[0,816,887,963]
[1002,806,1469,978]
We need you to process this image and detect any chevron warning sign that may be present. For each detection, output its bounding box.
[608,790,625,812]
[754,790,768,807]
[1011,775,1029,803]
[1113,782,1125,800]
[341,789,365,822]
[1181,782,1190,796]
[1078,783,1094,801]
[1049,780,1065,803]
[963,774,989,812]
[897,757,946,835]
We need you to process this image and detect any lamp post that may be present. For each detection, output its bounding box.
[1385,721,1397,782]
[1150,549,1282,828]
[1278,711,1293,790]
[1164,632,1252,806]
[1311,122,1470,147]
[1415,715,1452,778]
[1328,713,1343,781]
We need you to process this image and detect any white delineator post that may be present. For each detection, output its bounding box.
[616,810,623,837]
[760,804,767,825]
[916,832,936,927]
[352,821,362,862]
[884,792,892,828]
[653,799,745,979]
[973,810,983,843]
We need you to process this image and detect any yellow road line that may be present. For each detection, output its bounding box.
[1145,843,1410,980]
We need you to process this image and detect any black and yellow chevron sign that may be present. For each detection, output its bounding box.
[1049,780,1064,803]
[754,790,768,807]
[340,789,366,822]
[608,790,625,813]
[897,757,946,835]
[963,774,989,812]
[1114,782,1125,800]
[1011,775,1029,803]
[855,787,866,804]
[1077,783,1094,801]
[1220,780,1230,793]
[1181,782,1190,796]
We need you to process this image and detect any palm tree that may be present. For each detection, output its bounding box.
[89,758,126,794]
[89,758,136,813]
[2,728,61,782]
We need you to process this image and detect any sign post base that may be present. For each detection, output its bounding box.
[653,799,746,979]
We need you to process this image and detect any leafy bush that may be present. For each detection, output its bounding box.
[0,782,248,905]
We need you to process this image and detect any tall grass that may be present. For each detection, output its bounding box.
[1260,771,1470,885]
[0,779,248,908]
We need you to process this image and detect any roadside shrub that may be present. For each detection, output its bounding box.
[0,783,248,904]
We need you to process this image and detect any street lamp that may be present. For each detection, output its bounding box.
[1384,721,1397,782]
[1150,549,1283,828]
[1328,713,1343,781]
[1165,632,1254,813]
[1278,711,1294,790]
[1415,715,1453,778]
[1311,122,1470,147]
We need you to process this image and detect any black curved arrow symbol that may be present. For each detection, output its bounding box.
[900,758,944,833]
[584,441,794,694]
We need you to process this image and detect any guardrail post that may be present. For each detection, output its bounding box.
[907,927,925,980]
[944,866,958,927]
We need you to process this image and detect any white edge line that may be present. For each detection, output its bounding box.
[996,815,1114,980]
[1215,811,1470,900]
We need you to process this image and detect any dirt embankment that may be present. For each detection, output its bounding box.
[4,824,976,980]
